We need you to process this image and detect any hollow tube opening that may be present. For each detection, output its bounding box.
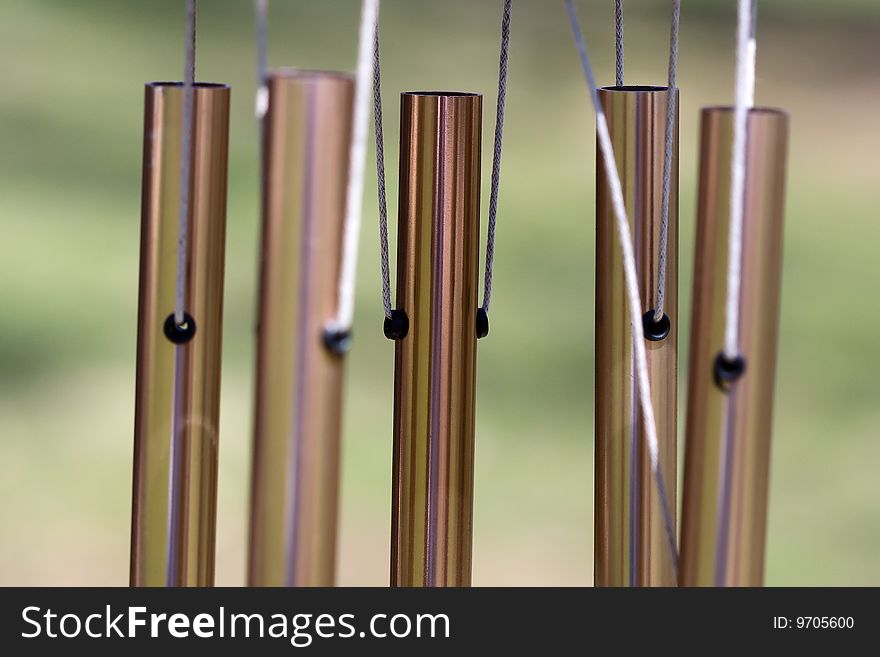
[269,68,354,82]
[702,105,788,117]
[601,85,670,93]
[147,81,230,89]
[403,91,481,98]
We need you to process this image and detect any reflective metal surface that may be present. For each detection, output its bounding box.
[595,86,679,587]
[131,82,230,586]
[680,106,789,587]
[391,91,482,587]
[248,70,354,586]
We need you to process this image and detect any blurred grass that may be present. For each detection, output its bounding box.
[0,0,878,585]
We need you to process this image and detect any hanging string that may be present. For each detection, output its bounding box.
[723,0,756,360]
[565,0,679,572]
[255,0,269,119]
[373,19,392,319]
[166,0,198,587]
[374,1,514,323]
[614,0,624,86]
[326,0,381,335]
[174,0,197,327]
[713,0,757,586]
[480,0,513,315]
[653,0,680,322]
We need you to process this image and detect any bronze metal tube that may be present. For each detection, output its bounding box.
[248,70,354,586]
[391,92,482,587]
[595,86,679,587]
[131,82,230,586]
[680,107,789,587]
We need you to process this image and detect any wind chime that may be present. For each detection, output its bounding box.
[247,0,376,586]
[567,0,789,587]
[130,0,510,588]
[130,2,230,586]
[678,0,789,587]
[130,0,788,589]
[593,0,680,588]
[376,1,512,587]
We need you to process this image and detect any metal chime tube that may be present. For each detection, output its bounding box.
[680,107,789,587]
[131,82,230,586]
[595,86,679,587]
[391,92,482,587]
[248,70,354,586]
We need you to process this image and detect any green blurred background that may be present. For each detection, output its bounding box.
[0,0,877,586]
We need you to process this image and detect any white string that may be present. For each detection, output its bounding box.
[480,0,513,314]
[653,0,680,321]
[723,0,756,359]
[327,0,381,334]
[714,0,757,587]
[174,0,196,326]
[565,0,678,569]
[255,0,269,119]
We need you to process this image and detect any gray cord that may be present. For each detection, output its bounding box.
[372,22,393,319]
[653,0,680,321]
[375,1,513,319]
[615,0,624,86]
[167,0,197,587]
[480,0,512,314]
[174,0,196,326]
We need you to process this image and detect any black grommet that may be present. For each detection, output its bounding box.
[642,310,671,342]
[323,328,352,356]
[383,309,409,340]
[163,313,196,344]
[713,352,747,391]
[476,307,489,339]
